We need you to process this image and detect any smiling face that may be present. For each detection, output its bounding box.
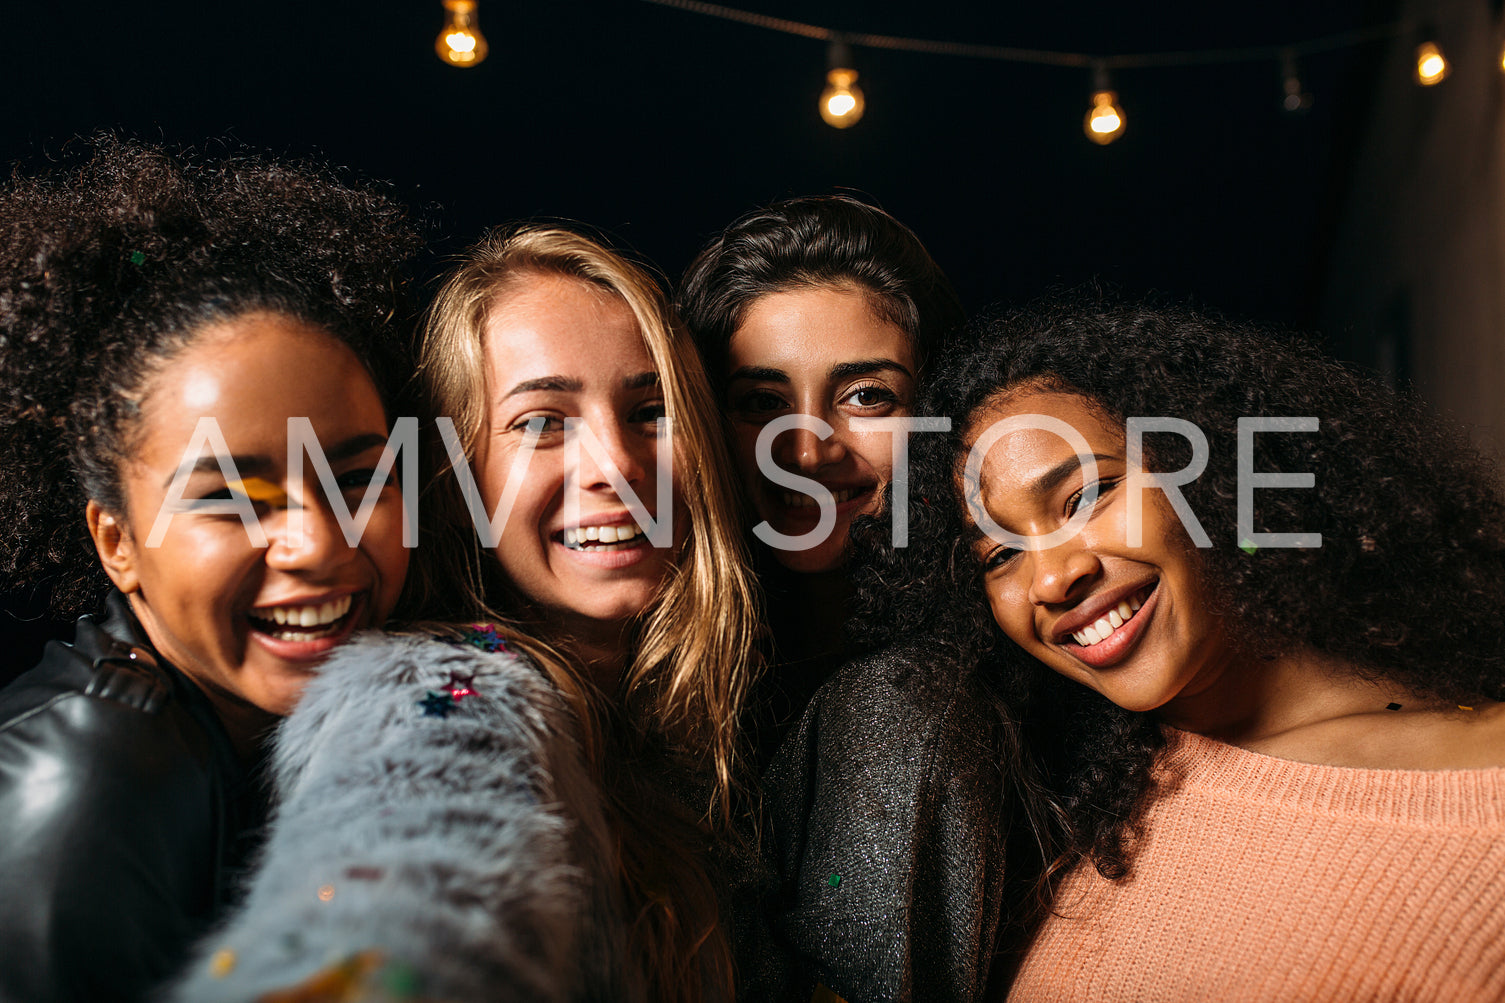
[91,312,409,722]
[962,388,1234,714]
[724,283,916,574]
[473,271,682,643]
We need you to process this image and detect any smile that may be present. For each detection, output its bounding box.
[778,487,868,508]
[1070,591,1146,647]
[248,594,354,641]
[561,521,648,551]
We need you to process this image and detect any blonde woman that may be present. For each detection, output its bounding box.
[175,227,770,1003]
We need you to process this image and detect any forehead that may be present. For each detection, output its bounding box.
[482,272,649,380]
[727,284,913,374]
[962,389,1122,484]
[137,312,384,449]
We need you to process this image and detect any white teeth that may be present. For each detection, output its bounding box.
[781,488,861,508]
[255,594,352,632]
[1068,591,1152,648]
[563,522,643,549]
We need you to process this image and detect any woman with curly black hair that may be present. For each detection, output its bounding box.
[858,295,1505,999]
[0,137,420,1001]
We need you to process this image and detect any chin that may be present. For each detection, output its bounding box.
[770,546,846,575]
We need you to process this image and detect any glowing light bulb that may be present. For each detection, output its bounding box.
[436,0,488,68]
[821,68,865,127]
[1414,41,1449,86]
[1498,40,1505,73]
[1084,90,1125,144]
[819,38,865,129]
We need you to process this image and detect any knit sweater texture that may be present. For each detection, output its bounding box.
[1009,727,1505,1002]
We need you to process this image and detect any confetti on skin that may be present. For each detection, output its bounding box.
[1386,703,1402,711]
[418,691,457,718]
[1460,705,1475,711]
[227,477,291,508]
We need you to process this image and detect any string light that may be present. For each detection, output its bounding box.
[820,39,866,128]
[1084,64,1125,145]
[437,0,489,68]
[1414,40,1449,86]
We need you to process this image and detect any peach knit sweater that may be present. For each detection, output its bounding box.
[1009,727,1505,1002]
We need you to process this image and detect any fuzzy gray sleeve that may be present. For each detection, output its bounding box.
[168,632,622,1003]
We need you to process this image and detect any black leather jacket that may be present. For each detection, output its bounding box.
[0,593,269,1002]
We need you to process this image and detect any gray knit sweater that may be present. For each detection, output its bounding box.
[760,643,1011,1003]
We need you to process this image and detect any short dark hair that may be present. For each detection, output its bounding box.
[852,292,1505,879]
[0,136,422,613]
[677,194,964,388]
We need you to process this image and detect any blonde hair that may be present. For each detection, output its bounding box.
[408,225,759,1001]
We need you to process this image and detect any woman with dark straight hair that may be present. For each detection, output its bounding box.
[679,197,1035,1003]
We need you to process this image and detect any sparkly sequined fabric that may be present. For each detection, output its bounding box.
[760,643,1013,1002]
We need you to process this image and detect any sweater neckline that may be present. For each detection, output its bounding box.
[1159,725,1505,827]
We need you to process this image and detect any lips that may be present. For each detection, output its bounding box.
[247,591,366,660]
[560,521,648,550]
[764,481,877,522]
[1057,581,1160,670]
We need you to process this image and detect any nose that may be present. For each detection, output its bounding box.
[773,420,848,474]
[264,495,351,573]
[574,416,650,493]
[1027,543,1102,607]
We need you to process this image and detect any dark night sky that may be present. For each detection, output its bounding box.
[4,0,1391,326]
[0,0,1394,667]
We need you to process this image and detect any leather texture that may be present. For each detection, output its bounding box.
[0,593,267,1003]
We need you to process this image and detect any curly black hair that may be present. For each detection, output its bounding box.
[852,292,1505,880]
[0,135,423,614]
[676,194,965,392]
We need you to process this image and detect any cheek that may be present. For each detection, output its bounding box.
[843,428,896,480]
[985,573,1045,649]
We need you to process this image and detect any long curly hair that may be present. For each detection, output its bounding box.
[852,292,1505,881]
[0,135,422,613]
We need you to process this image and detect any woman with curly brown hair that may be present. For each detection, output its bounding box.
[0,137,421,1001]
[857,296,1505,999]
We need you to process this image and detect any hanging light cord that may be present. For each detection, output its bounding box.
[636,0,1408,69]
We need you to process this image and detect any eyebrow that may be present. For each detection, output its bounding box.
[504,371,660,398]
[727,365,788,385]
[1030,452,1118,496]
[166,454,270,488]
[726,359,913,385]
[160,432,393,489]
[828,358,913,382]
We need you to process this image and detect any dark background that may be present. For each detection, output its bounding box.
[1,0,1395,671]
